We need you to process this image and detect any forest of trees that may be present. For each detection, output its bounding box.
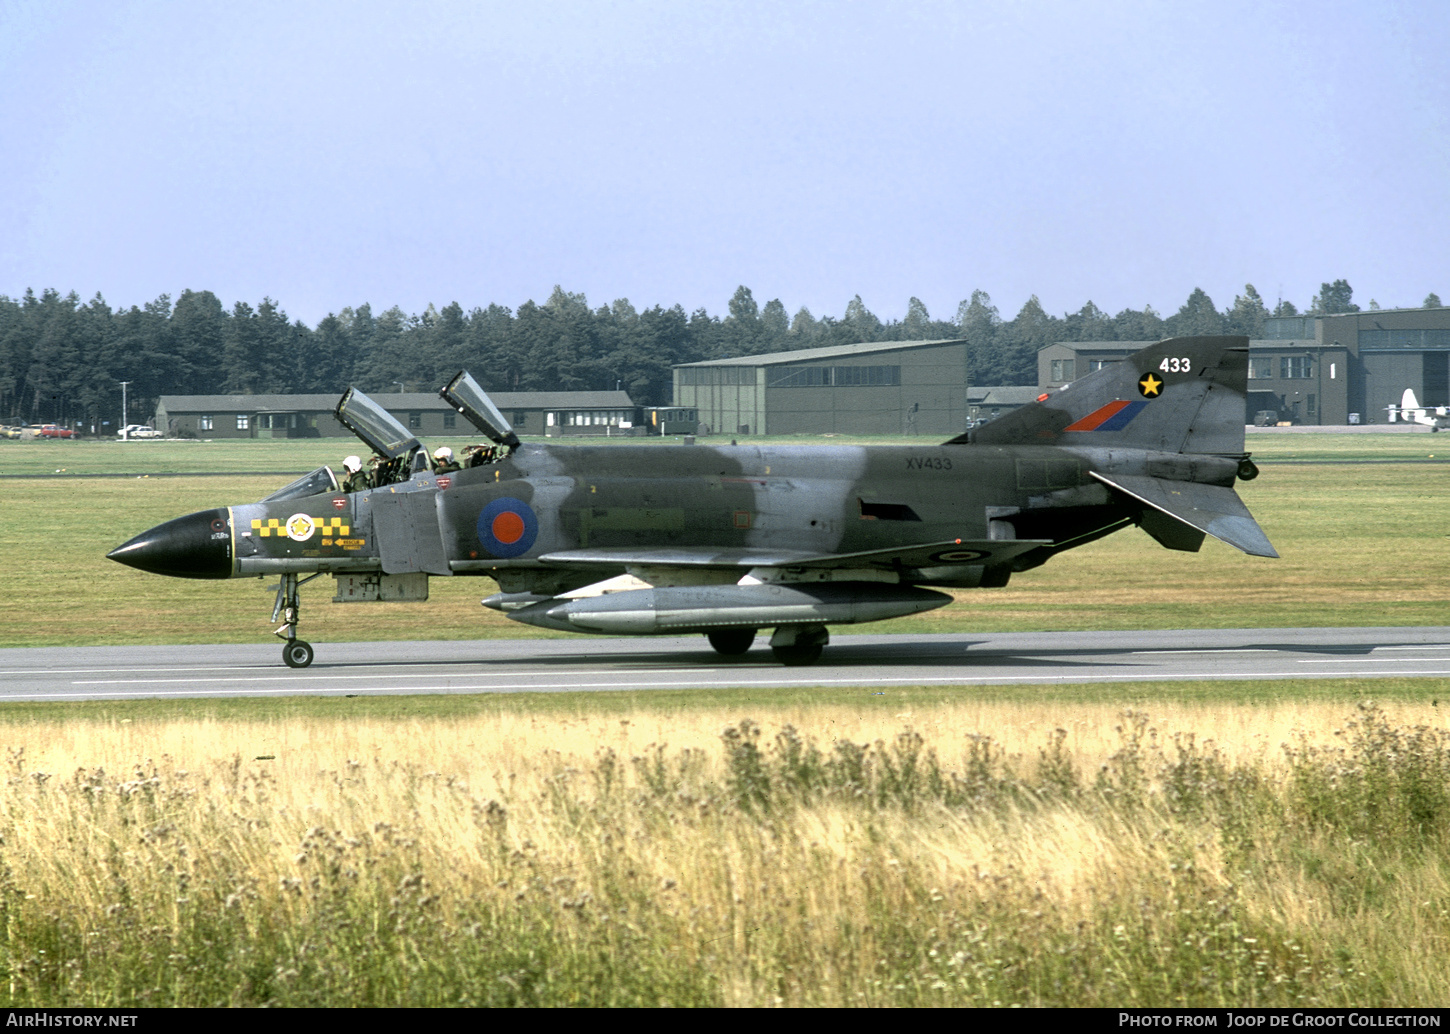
[0,278,1434,429]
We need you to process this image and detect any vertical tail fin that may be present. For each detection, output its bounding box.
[953,336,1249,455]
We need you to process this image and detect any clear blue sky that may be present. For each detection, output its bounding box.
[2,0,1446,326]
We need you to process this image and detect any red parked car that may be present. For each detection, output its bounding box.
[38,424,75,439]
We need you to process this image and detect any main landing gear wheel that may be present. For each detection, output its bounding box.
[283,640,315,669]
[772,641,823,666]
[769,624,829,666]
[707,629,756,656]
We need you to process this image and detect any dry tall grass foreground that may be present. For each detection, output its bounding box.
[1,699,1448,1006]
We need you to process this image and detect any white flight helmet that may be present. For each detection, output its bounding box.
[433,447,453,461]
[343,455,362,473]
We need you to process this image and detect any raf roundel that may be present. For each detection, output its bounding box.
[476,497,539,558]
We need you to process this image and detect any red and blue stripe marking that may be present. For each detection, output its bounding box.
[1063,400,1149,432]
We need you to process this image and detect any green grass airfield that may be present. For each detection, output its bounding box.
[0,432,1448,1006]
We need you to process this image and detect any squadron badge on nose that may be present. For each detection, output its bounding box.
[285,514,317,542]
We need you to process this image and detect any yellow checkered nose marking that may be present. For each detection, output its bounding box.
[252,517,350,537]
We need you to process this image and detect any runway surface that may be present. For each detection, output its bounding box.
[2,627,1449,702]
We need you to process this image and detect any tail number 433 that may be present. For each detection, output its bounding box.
[1159,357,1191,373]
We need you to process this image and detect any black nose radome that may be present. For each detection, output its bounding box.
[107,508,233,579]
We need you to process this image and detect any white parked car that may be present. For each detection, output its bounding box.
[119,424,163,439]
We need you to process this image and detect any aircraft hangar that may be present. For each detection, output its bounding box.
[672,338,973,436]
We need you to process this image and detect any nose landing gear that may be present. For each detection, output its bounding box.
[283,639,315,668]
[272,572,321,668]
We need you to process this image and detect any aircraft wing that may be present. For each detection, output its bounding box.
[1091,471,1279,558]
[537,538,1050,571]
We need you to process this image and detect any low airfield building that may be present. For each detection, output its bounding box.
[155,389,637,439]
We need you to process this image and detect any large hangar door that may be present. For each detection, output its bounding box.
[372,492,451,575]
[1425,353,1449,407]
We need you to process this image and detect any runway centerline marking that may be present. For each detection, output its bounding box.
[70,668,742,686]
[1296,658,1450,664]
[1131,649,1278,655]
[3,666,280,676]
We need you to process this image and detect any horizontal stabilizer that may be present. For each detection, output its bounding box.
[1091,472,1278,558]
[538,538,1050,571]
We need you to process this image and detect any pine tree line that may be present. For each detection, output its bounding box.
[1,278,1429,427]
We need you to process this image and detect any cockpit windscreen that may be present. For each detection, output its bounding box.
[261,465,341,503]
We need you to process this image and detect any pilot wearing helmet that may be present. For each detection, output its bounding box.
[433,446,462,474]
[341,455,370,493]
[463,443,497,468]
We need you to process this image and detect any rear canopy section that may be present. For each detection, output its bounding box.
[439,371,521,449]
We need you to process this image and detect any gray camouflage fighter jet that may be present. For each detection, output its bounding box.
[108,336,1275,668]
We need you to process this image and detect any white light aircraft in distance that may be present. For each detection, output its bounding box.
[1387,389,1450,432]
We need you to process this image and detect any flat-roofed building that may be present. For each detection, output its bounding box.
[1312,307,1450,423]
[673,338,972,436]
[156,390,636,439]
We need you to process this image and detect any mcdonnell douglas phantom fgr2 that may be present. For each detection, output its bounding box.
[108,336,1276,667]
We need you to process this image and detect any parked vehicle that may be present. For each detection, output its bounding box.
[119,424,163,439]
[0,425,23,440]
[38,424,75,439]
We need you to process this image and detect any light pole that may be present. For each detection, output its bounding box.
[395,381,406,393]
[119,381,130,440]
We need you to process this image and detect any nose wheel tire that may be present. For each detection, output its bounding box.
[283,640,315,669]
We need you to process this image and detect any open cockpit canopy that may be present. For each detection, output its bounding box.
[334,387,422,459]
[440,371,521,449]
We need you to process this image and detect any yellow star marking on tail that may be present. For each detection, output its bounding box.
[1138,372,1163,397]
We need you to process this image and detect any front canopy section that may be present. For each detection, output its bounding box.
[261,465,340,503]
[335,387,422,460]
[439,371,521,449]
